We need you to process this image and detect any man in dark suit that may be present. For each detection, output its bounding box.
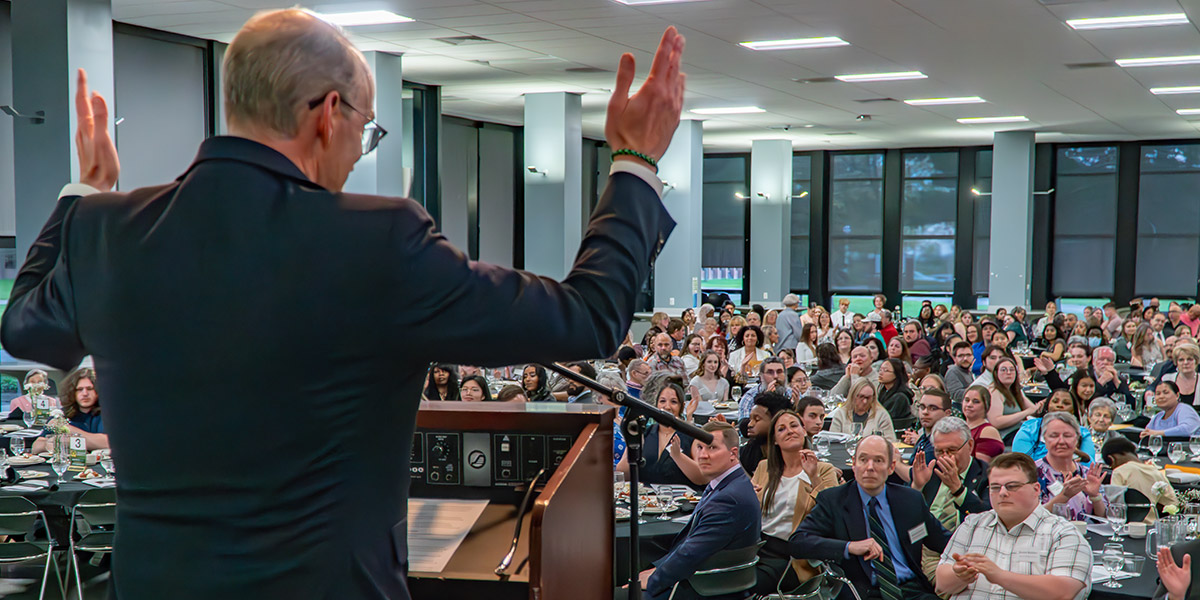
[639,420,761,600]
[912,416,990,529]
[0,10,688,600]
[790,435,951,600]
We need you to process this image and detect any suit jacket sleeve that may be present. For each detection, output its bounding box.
[0,195,87,370]
[788,488,849,562]
[388,172,673,366]
[646,489,750,596]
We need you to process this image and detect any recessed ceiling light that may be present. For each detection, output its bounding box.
[957,116,1029,124]
[690,106,767,115]
[612,0,713,4]
[319,10,414,26]
[1067,13,1189,30]
[1176,108,1200,115]
[1151,85,1200,95]
[1116,55,1200,68]
[739,37,849,51]
[904,96,986,106]
[835,71,927,83]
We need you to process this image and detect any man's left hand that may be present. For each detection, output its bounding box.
[638,568,654,589]
[935,455,962,493]
[75,69,120,192]
[962,553,1004,583]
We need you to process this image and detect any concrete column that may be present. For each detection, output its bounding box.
[749,139,794,303]
[988,131,1036,308]
[12,0,114,261]
[653,120,703,309]
[522,92,582,280]
[343,51,405,197]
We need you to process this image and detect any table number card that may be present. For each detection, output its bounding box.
[68,435,87,471]
[32,398,50,427]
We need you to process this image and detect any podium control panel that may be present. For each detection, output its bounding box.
[411,430,576,487]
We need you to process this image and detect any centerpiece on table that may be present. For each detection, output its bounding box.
[44,409,70,460]
[23,379,51,426]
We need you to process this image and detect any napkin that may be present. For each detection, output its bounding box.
[1,485,40,492]
[82,479,115,488]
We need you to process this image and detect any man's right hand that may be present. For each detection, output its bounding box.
[75,69,119,192]
[605,27,686,168]
[847,539,883,561]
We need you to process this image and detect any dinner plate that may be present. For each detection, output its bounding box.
[0,425,21,433]
[17,470,47,478]
[641,505,677,515]
[1167,471,1200,484]
[615,507,631,521]
[8,456,44,466]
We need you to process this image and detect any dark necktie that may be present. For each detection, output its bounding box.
[867,497,903,600]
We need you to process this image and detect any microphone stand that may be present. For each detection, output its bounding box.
[541,362,712,600]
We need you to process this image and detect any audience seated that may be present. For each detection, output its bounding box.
[495,384,527,403]
[944,342,976,402]
[987,357,1042,440]
[912,417,991,531]
[960,386,1004,461]
[795,396,827,446]
[1101,437,1179,522]
[1148,344,1200,406]
[904,321,933,362]
[688,350,729,419]
[751,410,841,592]
[789,435,950,600]
[1086,397,1119,450]
[1144,380,1200,438]
[729,326,770,380]
[423,363,461,401]
[896,389,953,483]
[625,359,652,399]
[936,452,1091,600]
[7,369,60,419]
[878,358,916,431]
[563,362,597,404]
[830,346,879,398]
[33,368,107,452]
[1012,389,1094,461]
[1036,412,1105,521]
[616,380,697,488]
[830,379,898,441]
[739,391,792,475]
[737,358,789,422]
[647,333,689,380]
[636,421,760,600]
[809,343,845,390]
[459,375,492,402]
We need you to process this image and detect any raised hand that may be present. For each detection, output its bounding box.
[74,69,119,191]
[605,27,687,167]
[1033,356,1054,374]
[1084,464,1104,497]
[1158,547,1191,600]
[911,452,934,490]
[935,454,962,492]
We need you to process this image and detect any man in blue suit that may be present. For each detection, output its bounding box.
[637,420,761,600]
[789,435,951,600]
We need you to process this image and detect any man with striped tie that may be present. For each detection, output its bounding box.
[789,435,950,600]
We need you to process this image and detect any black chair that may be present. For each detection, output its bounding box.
[669,541,764,599]
[66,487,116,599]
[0,496,60,600]
[1125,488,1154,523]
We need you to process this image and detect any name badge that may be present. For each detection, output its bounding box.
[1047,480,1064,497]
[1014,550,1042,564]
[908,523,927,543]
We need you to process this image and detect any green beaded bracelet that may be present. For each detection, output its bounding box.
[612,148,657,168]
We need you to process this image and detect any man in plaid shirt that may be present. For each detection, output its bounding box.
[936,453,1091,600]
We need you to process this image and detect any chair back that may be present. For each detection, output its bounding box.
[1125,488,1154,522]
[71,488,116,539]
[686,541,764,596]
[0,497,41,538]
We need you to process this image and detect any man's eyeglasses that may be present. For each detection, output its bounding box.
[917,403,946,413]
[987,481,1035,494]
[307,94,388,156]
[934,438,969,456]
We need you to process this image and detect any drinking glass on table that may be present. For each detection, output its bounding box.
[51,453,69,487]
[731,386,743,405]
[815,435,830,458]
[1170,443,1187,465]
[100,453,115,480]
[850,423,864,440]
[1102,544,1126,588]
[21,410,33,429]
[1150,435,1164,465]
[10,436,25,458]
[1190,435,1200,458]
[1107,502,1127,541]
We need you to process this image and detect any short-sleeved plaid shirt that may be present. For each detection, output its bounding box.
[939,506,1091,600]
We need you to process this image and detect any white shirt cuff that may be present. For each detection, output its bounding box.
[610,160,663,199]
[59,183,101,199]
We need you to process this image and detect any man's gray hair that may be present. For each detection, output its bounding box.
[627,359,649,375]
[1041,411,1081,440]
[1092,345,1115,361]
[223,9,372,136]
[596,369,627,394]
[1088,397,1117,418]
[931,416,971,445]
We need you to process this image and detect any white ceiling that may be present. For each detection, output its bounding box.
[111,0,1200,150]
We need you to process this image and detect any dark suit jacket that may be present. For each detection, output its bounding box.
[0,136,674,600]
[647,466,761,600]
[919,456,991,524]
[788,482,950,600]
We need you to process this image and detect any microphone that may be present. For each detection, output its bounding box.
[495,468,546,578]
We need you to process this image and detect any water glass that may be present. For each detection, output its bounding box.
[1126,555,1145,580]
[1169,442,1187,465]
[51,455,69,486]
[1107,502,1127,541]
[731,387,743,402]
[850,423,864,440]
[100,454,115,480]
[1190,435,1200,458]
[1102,544,1125,588]
[20,411,32,429]
[10,436,25,457]
[816,436,830,458]
[1150,435,1164,463]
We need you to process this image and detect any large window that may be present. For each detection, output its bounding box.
[790,155,812,292]
[973,150,992,297]
[1052,146,1118,297]
[702,155,748,293]
[1137,145,1200,297]
[901,151,957,293]
[828,153,884,291]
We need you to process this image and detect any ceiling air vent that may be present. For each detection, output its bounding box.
[434,35,492,45]
[792,77,838,84]
[1065,61,1116,70]
[854,97,898,103]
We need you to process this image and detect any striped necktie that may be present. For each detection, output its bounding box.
[867,497,903,600]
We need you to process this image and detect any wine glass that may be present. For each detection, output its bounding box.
[1150,435,1165,465]
[1190,435,1200,459]
[816,436,830,458]
[100,454,115,481]
[850,423,864,441]
[845,439,858,465]
[1102,544,1125,588]
[20,410,32,429]
[1170,443,1187,465]
[1107,502,1127,541]
[731,386,743,405]
[10,436,25,458]
[51,453,69,487]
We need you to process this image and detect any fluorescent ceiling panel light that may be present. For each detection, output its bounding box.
[320,10,413,26]
[1067,13,1188,30]
[835,71,927,83]
[1176,108,1200,115]
[1116,55,1200,68]
[904,96,986,106]
[1151,85,1200,95]
[956,116,1029,124]
[690,106,766,115]
[740,37,849,51]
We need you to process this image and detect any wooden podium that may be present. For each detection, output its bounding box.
[407,401,614,600]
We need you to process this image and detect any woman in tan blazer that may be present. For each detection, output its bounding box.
[751,410,842,593]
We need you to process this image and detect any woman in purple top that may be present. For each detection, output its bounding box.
[1143,380,1200,438]
[1036,412,1106,521]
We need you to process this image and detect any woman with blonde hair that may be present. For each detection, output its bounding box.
[986,356,1042,440]
[1130,322,1165,368]
[829,378,896,441]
